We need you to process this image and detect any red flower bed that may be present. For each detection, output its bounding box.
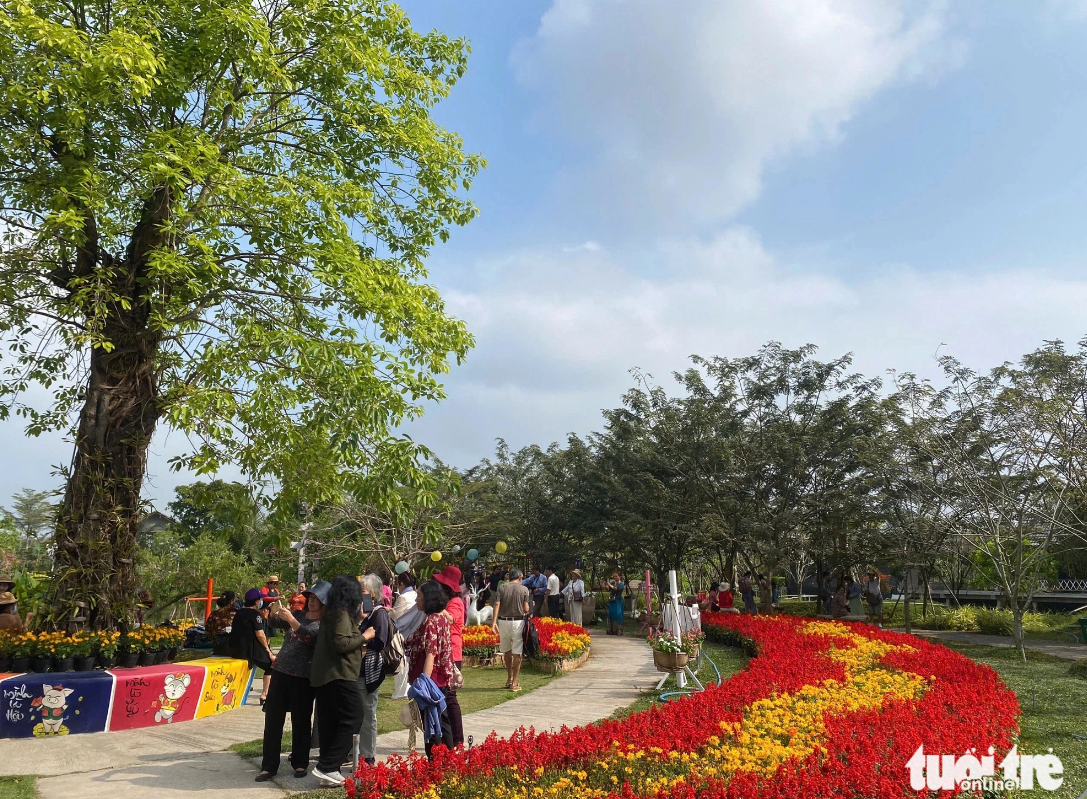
[347,613,1019,799]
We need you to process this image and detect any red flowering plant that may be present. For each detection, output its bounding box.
[347,613,1019,799]
[531,617,591,661]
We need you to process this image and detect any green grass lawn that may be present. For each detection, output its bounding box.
[230,660,561,759]
[936,641,1087,799]
[0,777,36,799]
[610,637,749,720]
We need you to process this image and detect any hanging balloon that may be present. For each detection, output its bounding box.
[466,548,479,561]
[452,545,462,554]
[394,561,409,575]
[495,540,507,554]
[431,550,443,562]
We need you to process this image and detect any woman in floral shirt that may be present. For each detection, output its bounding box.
[406,580,455,757]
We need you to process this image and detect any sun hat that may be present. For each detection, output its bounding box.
[433,566,462,594]
[303,580,332,605]
[721,582,730,592]
[244,588,263,604]
[266,575,280,583]
[571,569,581,577]
[0,591,15,606]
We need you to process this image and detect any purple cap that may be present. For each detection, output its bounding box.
[244,588,263,604]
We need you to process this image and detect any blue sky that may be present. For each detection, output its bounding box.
[5,0,1087,508]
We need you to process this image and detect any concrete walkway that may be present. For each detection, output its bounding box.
[907,629,1086,661]
[4,632,657,798]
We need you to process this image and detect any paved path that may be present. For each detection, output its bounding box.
[906,629,1086,661]
[4,632,657,798]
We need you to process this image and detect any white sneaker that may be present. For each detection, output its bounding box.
[311,767,345,786]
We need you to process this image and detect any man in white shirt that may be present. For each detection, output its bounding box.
[545,567,561,617]
[561,569,586,626]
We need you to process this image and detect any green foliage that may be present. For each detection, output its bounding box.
[166,480,260,549]
[0,0,482,548]
[138,529,264,614]
[1069,658,1087,681]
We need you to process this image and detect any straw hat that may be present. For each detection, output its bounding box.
[0,591,16,606]
[570,569,582,578]
[266,575,280,584]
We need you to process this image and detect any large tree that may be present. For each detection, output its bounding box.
[0,0,480,628]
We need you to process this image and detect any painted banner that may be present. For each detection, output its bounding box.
[188,657,254,719]
[0,670,116,738]
[0,657,254,738]
[107,663,207,731]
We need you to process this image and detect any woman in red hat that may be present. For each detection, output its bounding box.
[431,566,465,748]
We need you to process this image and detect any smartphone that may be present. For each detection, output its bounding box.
[362,594,374,614]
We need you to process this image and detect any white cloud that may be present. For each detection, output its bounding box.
[512,0,964,229]
[410,230,1087,463]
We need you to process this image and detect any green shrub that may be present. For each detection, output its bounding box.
[775,599,818,618]
[1068,658,1087,681]
[937,606,979,631]
[975,608,1014,636]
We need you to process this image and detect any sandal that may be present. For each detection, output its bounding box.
[509,684,522,692]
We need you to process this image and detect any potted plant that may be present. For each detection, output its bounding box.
[53,634,77,673]
[97,631,118,669]
[682,629,705,661]
[118,632,142,668]
[0,632,12,672]
[10,632,31,673]
[138,628,157,666]
[648,630,688,672]
[74,632,98,671]
[32,633,54,672]
[165,628,183,661]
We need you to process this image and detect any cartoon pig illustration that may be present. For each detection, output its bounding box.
[31,685,74,735]
[155,673,191,723]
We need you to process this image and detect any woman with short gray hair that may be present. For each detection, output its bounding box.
[357,573,389,767]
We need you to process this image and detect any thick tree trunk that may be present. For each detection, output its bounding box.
[53,340,160,630]
[51,185,170,631]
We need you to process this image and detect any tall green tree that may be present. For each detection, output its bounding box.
[0,0,481,628]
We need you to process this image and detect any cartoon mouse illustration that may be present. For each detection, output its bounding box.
[154,673,191,723]
[31,685,74,735]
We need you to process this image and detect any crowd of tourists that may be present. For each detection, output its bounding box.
[208,568,470,786]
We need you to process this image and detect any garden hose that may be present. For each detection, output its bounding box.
[658,653,723,702]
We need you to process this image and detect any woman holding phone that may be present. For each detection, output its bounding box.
[357,574,390,767]
[255,580,330,781]
[309,576,367,786]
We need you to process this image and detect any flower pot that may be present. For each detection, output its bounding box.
[167,647,179,661]
[0,656,11,672]
[153,650,167,665]
[98,653,117,670]
[138,652,156,667]
[75,656,97,672]
[652,649,688,673]
[119,652,140,669]
[11,657,30,673]
[32,656,53,673]
[55,657,75,673]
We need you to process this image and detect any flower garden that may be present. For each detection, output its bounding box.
[462,618,592,665]
[347,613,1019,799]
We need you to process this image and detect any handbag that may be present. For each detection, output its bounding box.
[449,663,464,690]
[522,614,540,659]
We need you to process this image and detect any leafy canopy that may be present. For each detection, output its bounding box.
[0,0,481,507]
